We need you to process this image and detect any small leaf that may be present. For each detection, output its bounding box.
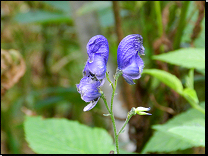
[24,116,114,154]
[142,69,183,94]
[152,48,205,69]
[184,69,194,89]
[182,88,199,104]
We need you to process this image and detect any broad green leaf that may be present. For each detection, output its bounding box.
[14,10,71,24]
[152,48,205,69]
[24,116,114,154]
[195,68,205,76]
[168,125,205,146]
[141,131,195,153]
[153,102,205,131]
[142,69,183,94]
[142,102,205,153]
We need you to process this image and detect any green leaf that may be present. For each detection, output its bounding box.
[142,102,205,153]
[142,69,183,94]
[34,96,65,110]
[42,1,71,14]
[76,1,112,15]
[14,10,71,24]
[152,48,205,69]
[184,69,194,89]
[141,131,195,153]
[182,88,199,105]
[24,116,114,154]
[168,125,205,146]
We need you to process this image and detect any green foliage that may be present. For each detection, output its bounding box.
[152,48,205,69]
[42,1,71,14]
[182,88,199,105]
[77,1,112,15]
[142,102,205,153]
[24,116,114,154]
[142,69,183,94]
[1,1,205,154]
[14,10,72,24]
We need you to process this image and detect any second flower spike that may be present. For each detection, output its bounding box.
[117,34,145,85]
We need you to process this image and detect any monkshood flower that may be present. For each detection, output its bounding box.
[76,76,101,111]
[77,35,109,111]
[117,34,145,85]
[83,35,109,84]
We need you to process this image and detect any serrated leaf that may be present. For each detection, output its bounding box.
[152,48,205,69]
[142,69,183,94]
[142,102,205,153]
[24,116,114,154]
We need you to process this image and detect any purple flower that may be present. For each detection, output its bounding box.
[77,35,109,111]
[76,76,101,111]
[117,34,145,85]
[83,35,109,83]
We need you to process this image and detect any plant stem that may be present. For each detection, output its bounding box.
[154,1,163,37]
[173,1,190,49]
[118,112,134,136]
[101,94,119,153]
[101,70,122,154]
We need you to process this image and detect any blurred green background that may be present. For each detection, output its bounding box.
[1,1,205,154]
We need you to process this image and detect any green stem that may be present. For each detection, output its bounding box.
[154,1,163,37]
[173,1,190,49]
[102,70,122,154]
[101,93,111,114]
[154,1,164,52]
[118,113,134,136]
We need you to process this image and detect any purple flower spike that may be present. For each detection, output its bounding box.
[76,76,101,111]
[77,35,109,111]
[117,34,145,85]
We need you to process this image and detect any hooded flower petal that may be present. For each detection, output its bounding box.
[117,34,145,85]
[122,55,144,84]
[76,76,101,102]
[83,54,106,82]
[117,34,144,70]
[86,35,109,64]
